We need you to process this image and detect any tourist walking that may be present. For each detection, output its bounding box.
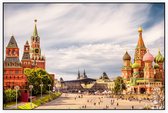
[132,105,134,109]
[117,103,119,106]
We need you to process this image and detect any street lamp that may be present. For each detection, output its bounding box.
[14,86,20,109]
[40,83,43,98]
[48,84,51,96]
[29,85,33,109]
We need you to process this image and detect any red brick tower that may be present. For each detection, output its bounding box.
[143,50,154,80]
[4,35,27,89]
[122,51,132,81]
[21,41,32,69]
[30,20,45,69]
[154,50,164,83]
[134,27,147,77]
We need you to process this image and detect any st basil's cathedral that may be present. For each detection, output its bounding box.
[121,27,164,94]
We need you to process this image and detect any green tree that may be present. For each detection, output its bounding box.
[24,68,52,95]
[4,89,20,103]
[113,76,126,94]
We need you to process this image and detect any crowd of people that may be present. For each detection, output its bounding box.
[62,92,153,109]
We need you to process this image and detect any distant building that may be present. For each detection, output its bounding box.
[93,72,115,92]
[121,27,164,94]
[61,70,96,92]
[49,74,55,88]
[60,71,115,92]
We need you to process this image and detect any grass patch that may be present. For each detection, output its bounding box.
[18,102,37,110]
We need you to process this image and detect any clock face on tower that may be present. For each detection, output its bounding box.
[35,48,39,53]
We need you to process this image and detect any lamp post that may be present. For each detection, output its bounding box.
[40,83,43,98]
[29,85,33,109]
[48,84,51,96]
[14,86,20,109]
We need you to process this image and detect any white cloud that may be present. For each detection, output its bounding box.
[45,43,138,80]
[4,4,164,80]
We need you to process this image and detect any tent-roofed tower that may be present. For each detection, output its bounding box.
[134,26,147,77]
[30,19,41,58]
[77,69,80,79]
[30,19,45,69]
[4,35,27,90]
[5,35,20,66]
[21,41,31,69]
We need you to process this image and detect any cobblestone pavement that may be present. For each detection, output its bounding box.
[36,93,153,109]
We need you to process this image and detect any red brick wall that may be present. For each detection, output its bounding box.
[4,67,27,90]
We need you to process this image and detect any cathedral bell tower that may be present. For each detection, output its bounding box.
[134,27,147,77]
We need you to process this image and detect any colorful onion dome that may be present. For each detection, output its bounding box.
[154,50,164,63]
[132,63,140,68]
[154,63,159,69]
[123,51,131,60]
[143,49,154,62]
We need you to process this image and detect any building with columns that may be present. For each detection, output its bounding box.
[121,27,164,94]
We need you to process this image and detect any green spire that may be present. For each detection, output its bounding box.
[33,19,38,37]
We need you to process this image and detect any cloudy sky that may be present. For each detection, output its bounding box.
[4,3,164,80]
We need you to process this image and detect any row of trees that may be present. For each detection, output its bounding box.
[24,68,53,95]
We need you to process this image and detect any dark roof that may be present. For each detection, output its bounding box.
[4,57,21,67]
[123,51,131,60]
[22,52,30,60]
[62,78,96,83]
[7,36,18,48]
[26,40,29,45]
